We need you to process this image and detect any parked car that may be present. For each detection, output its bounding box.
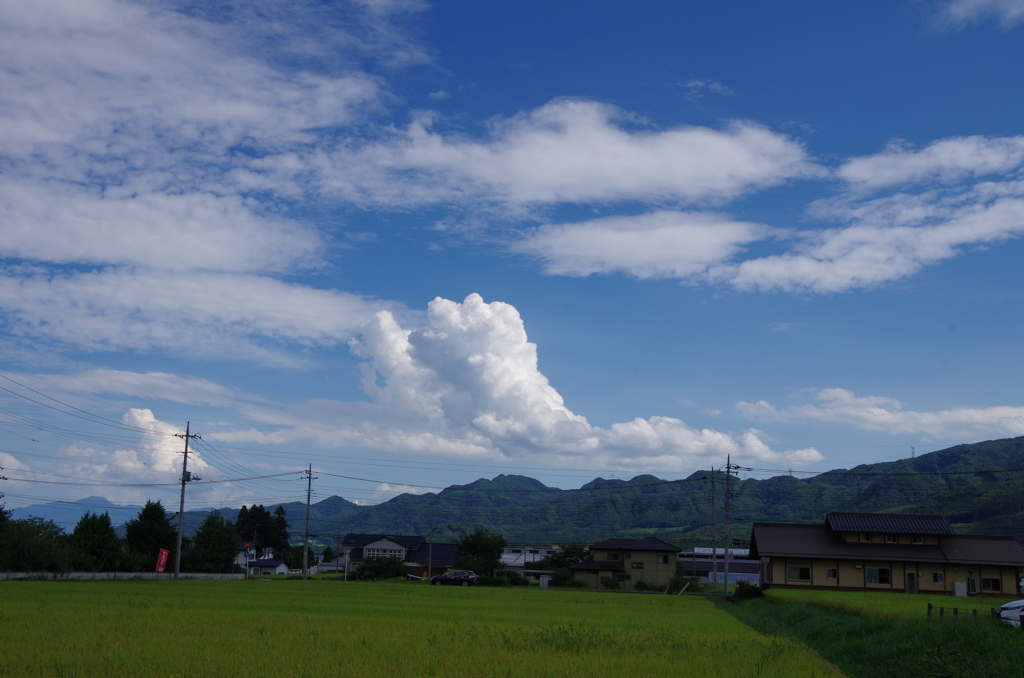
[998,600,1024,627]
[430,570,477,586]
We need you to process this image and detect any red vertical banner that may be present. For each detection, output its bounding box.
[156,549,170,573]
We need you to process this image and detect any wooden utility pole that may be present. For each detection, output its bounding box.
[173,422,201,578]
[302,465,316,580]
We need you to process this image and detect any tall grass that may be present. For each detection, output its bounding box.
[0,580,842,677]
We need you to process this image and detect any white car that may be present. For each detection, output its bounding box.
[998,600,1024,627]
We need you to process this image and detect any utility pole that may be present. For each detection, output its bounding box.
[173,422,201,578]
[723,455,734,597]
[710,466,717,594]
[302,464,317,581]
[427,525,435,580]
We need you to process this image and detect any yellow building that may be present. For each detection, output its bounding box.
[570,538,680,589]
[751,512,1024,596]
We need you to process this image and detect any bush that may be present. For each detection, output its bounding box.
[476,575,511,587]
[733,580,763,599]
[633,580,662,592]
[549,567,587,588]
[600,576,621,590]
[495,568,529,586]
[350,556,409,581]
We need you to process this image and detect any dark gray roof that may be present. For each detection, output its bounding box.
[825,512,955,535]
[406,542,458,566]
[249,559,284,567]
[570,559,625,572]
[750,523,1024,566]
[589,538,681,552]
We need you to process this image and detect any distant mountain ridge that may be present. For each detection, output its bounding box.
[7,436,1024,547]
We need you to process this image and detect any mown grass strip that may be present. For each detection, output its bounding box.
[724,594,1024,678]
[764,587,1019,619]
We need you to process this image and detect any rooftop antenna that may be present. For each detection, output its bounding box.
[911,446,916,459]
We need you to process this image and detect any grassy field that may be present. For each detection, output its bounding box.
[726,590,1024,678]
[0,579,843,678]
[764,588,1019,619]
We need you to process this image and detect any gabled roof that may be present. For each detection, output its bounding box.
[589,537,681,552]
[825,512,955,535]
[750,522,1024,566]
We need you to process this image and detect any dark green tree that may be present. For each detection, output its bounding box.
[351,555,409,581]
[70,511,122,571]
[235,504,290,560]
[0,516,71,573]
[321,545,335,562]
[536,544,591,569]
[186,511,239,573]
[452,527,506,576]
[124,500,176,571]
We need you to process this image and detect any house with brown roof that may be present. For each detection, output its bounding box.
[570,538,680,589]
[751,512,1024,596]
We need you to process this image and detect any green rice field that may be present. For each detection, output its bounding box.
[0,580,843,678]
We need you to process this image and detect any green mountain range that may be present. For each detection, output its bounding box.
[20,435,1015,550]
[205,435,1024,550]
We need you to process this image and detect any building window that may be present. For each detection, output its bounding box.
[625,553,631,558]
[657,555,670,564]
[866,567,891,585]
[859,533,870,542]
[511,549,521,554]
[529,549,538,554]
[885,534,898,544]
[968,577,978,594]
[546,550,556,554]
[982,577,1002,592]
[365,548,403,559]
[787,565,811,581]
[911,535,924,544]
[631,562,644,569]
[826,568,837,579]
[606,553,620,560]
[616,574,631,582]
[932,572,944,584]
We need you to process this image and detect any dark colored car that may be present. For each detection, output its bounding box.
[430,570,477,586]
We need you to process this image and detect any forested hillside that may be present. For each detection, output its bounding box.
[280,436,1024,548]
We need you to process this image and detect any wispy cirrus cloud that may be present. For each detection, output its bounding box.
[935,0,1024,30]
[314,99,820,209]
[514,210,769,279]
[738,388,1024,439]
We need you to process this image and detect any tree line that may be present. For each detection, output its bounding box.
[0,497,296,574]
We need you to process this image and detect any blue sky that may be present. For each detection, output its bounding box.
[2,0,1024,511]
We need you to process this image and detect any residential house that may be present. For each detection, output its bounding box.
[247,559,288,575]
[751,512,1024,596]
[341,534,458,578]
[570,538,681,588]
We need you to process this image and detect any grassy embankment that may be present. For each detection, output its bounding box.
[724,589,1024,678]
[0,579,842,678]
